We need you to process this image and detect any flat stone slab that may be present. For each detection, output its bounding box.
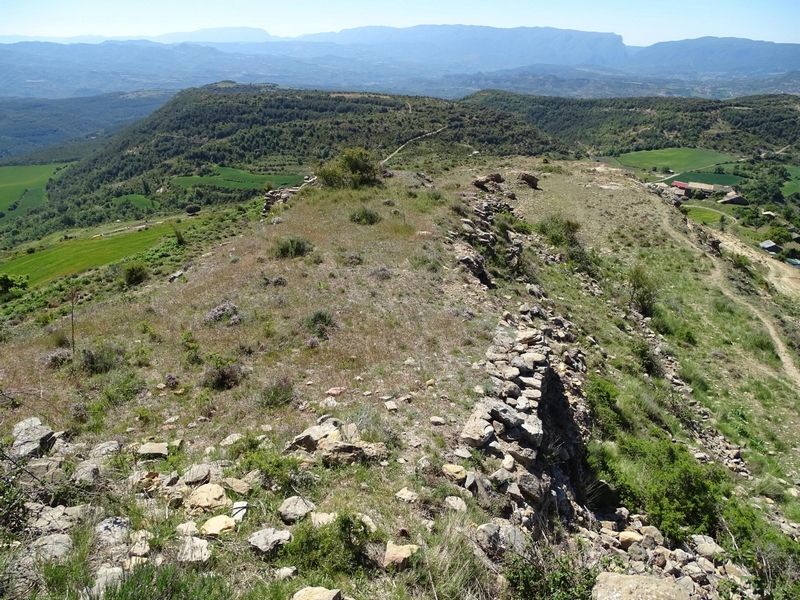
[137,442,168,458]
[248,528,292,553]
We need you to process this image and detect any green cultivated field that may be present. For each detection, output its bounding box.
[783,165,800,197]
[0,163,66,220]
[113,194,161,209]
[172,166,303,190]
[0,222,180,287]
[664,172,744,186]
[615,148,739,172]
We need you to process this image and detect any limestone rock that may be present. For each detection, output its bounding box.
[278,496,315,523]
[29,533,73,561]
[186,484,231,514]
[395,487,419,503]
[291,588,341,600]
[89,441,121,460]
[11,417,55,458]
[248,528,293,553]
[72,460,100,487]
[460,414,493,448]
[311,512,338,527]
[201,515,236,536]
[177,536,211,564]
[286,422,338,452]
[232,501,248,522]
[94,517,129,549]
[183,464,211,486]
[619,531,644,550]
[223,477,251,495]
[220,433,244,447]
[90,565,124,598]
[444,496,467,512]
[592,572,690,600]
[137,442,168,459]
[383,540,420,570]
[442,464,467,484]
[275,566,298,580]
[319,440,365,466]
[176,521,199,537]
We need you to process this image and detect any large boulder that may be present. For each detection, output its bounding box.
[10,417,55,458]
[28,533,73,561]
[592,572,690,600]
[319,440,364,466]
[286,422,338,453]
[460,414,494,448]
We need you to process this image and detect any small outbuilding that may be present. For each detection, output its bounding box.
[760,240,783,254]
[718,191,748,206]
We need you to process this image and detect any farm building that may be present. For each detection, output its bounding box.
[718,191,748,205]
[671,181,688,190]
[762,211,777,219]
[686,182,716,197]
[760,239,783,254]
[787,258,800,269]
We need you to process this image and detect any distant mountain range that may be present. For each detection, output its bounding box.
[0,25,799,100]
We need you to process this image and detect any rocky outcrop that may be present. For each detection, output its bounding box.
[592,572,690,600]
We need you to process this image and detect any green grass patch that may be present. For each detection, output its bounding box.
[0,222,181,287]
[172,166,302,190]
[113,194,160,209]
[686,207,725,225]
[614,149,739,173]
[0,163,67,220]
[664,172,744,186]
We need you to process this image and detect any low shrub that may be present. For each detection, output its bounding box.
[350,207,382,225]
[272,237,313,259]
[505,542,597,600]
[304,310,336,339]
[280,513,375,579]
[201,356,244,390]
[257,376,295,408]
[80,341,125,375]
[121,262,149,287]
[584,376,624,436]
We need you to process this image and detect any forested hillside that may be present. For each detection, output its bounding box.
[0,91,173,161]
[0,84,566,248]
[465,91,800,157]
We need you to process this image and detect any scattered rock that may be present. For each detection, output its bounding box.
[220,433,244,447]
[442,464,467,484]
[177,537,211,564]
[445,496,467,512]
[383,540,420,570]
[232,501,248,522]
[592,572,690,600]
[319,440,365,466]
[186,484,231,514]
[183,464,212,486]
[248,528,293,553]
[275,566,298,580]
[223,477,251,495]
[278,496,315,523]
[619,531,644,551]
[90,565,124,598]
[291,588,341,600]
[201,515,236,536]
[29,533,73,561]
[10,417,55,458]
[395,488,419,503]
[137,442,168,459]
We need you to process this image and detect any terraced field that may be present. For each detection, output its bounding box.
[614,148,739,172]
[172,166,303,190]
[0,163,66,220]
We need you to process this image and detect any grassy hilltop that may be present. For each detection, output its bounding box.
[1,86,800,599]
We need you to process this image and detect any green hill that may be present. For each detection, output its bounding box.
[0,84,568,248]
[464,91,800,157]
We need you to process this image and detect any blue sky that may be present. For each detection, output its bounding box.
[2,0,798,46]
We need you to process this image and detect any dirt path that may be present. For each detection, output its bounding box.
[660,210,800,389]
[381,125,448,166]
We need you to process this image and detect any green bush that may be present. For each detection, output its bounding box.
[102,371,146,407]
[627,264,659,317]
[304,310,336,339]
[104,564,232,600]
[589,433,726,543]
[630,339,663,378]
[317,147,379,189]
[237,448,305,495]
[584,376,624,436]
[121,262,149,287]
[257,376,295,408]
[272,237,313,259]
[80,342,125,375]
[534,214,581,247]
[505,543,597,600]
[350,207,382,225]
[280,513,375,579]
